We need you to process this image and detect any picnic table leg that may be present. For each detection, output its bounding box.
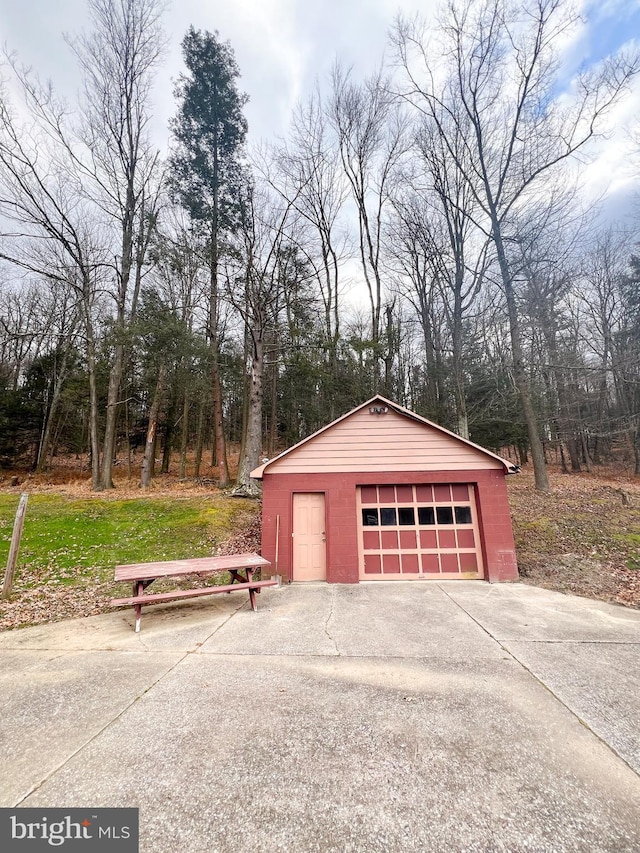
[229,567,258,610]
[246,568,258,611]
[134,581,144,632]
[227,568,242,595]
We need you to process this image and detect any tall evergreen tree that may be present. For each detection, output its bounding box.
[169,28,248,488]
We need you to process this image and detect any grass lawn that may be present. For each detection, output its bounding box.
[0,493,259,593]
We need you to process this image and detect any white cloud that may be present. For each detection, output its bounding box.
[581,69,640,203]
[1,0,637,219]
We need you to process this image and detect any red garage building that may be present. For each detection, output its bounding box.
[251,396,519,584]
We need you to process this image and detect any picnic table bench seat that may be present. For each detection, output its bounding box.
[111,553,274,632]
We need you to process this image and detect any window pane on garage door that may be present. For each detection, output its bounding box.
[357,484,484,580]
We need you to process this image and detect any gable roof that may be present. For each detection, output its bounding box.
[250,395,517,478]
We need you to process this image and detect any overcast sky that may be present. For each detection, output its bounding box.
[1,0,639,213]
[0,0,413,143]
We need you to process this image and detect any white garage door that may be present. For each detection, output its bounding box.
[357,484,484,580]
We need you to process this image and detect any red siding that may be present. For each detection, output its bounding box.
[261,469,518,584]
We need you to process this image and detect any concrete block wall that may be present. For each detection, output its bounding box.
[260,469,519,584]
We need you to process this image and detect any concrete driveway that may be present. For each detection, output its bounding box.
[1,582,639,852]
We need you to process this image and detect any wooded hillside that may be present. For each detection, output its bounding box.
[1,0,639,492]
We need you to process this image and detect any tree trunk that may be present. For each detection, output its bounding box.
[567,436,582,473]
[99,340,124,490]
[269,338,278,457]
[451,280,469,439]
[493,226,549,492]
[580,431,592,473]
[194,396,206,479]
[383,302,395,398]
[161,388,176,474]
[237,294,251,467]
[125,401,132,481]
[179,391,189,480]
[209,231,229,487]
[35,347,70,472]
[211,362,228,485]
[418,289,439,416]
[456,406,469,442]
[233,333,264,497]
[543,308,580,473]
[84,302,101,491]
[140,363,167,490]
[101,177,137,490]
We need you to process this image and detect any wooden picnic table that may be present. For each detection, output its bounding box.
[111,553,275,632]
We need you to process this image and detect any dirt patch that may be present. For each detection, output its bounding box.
[508,470,640,608]
[0,447,241,499]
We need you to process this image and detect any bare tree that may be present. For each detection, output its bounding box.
[329,64,409,391]
[517,238,583,471]
[68,0,165,489]
[0,282,45,391]
[149,206,208,479]
[580,231,640,472]
[74,0,165,488]
[140,361,167,489]
[393,0,640,490]
[273,88,348,417]
[31,283,83,472]
[0,70,107,486]
[230,183,303,496]
[385,193,448,421]
[0,0,165,488]
[389,108,491,437]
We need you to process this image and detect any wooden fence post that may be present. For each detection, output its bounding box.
[2,492,29,599]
